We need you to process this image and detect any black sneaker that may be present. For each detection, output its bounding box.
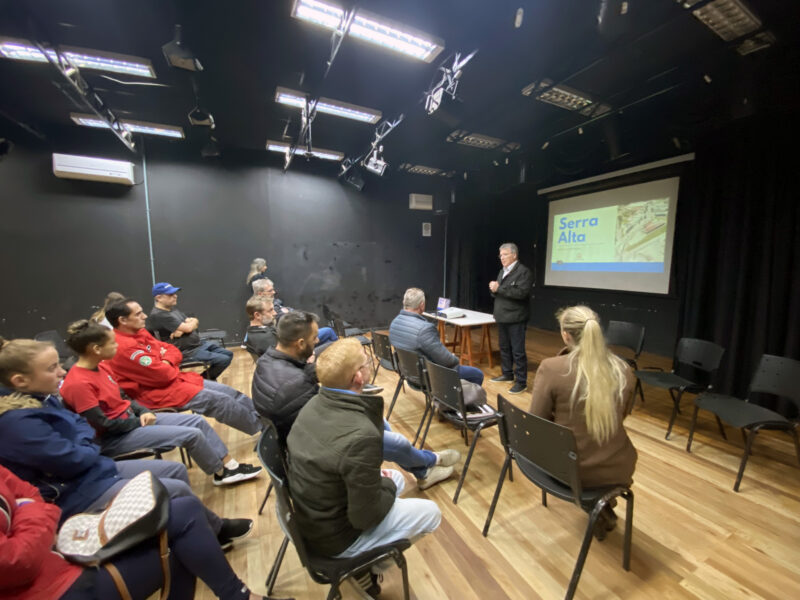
[217,518,253,550]
[213,463,262,486]
[508,382,527,394]
[362,383,384,395]
[491,374,514,382]
[353,570,382,597]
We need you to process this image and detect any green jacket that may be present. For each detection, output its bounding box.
[286,386,396,556]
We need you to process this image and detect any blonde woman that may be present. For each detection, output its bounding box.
[246,257,268,288]
[529,305,637,538]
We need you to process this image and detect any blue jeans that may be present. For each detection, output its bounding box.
[317,326,339,345]
[185,341,233,380]
[382,421,436,479]
[457,364,484,385]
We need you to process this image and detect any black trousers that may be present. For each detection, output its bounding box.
[497,321,528,383]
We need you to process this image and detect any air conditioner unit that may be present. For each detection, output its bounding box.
[409,193,433,210]
[52,153,135,185]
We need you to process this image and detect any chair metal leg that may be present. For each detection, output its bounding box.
[395,550,410,600]
[482,454,511,537]
[453,423,484,504]
[371,362,380,384]
[541,489,547,507]
[734,427,759,492]
[686,405,700,452]
[265,535,289,594]
[791,427,800,466]
[326,583,341,600]
[622,489,634,571]
[418,401,436,449]
[507,458,513,482]
[412,400,431,446]
[258,482,273,515]
[665,389,684,440]
[715,415,727,440]
[635,378,645,405]
[386,376,404,421]
[565,502,602,600]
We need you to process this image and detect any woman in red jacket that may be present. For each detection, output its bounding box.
[0,464,289,600]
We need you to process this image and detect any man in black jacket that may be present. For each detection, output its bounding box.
[287,338,441,566]
[489,243,533,394]
[244,295,277,358]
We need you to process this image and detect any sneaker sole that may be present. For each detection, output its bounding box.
[213,470,262,486]
[507,387,527,395]
[219,522,253,550]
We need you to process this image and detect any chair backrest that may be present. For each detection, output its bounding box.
[675,337,725,373]
[371,331,397,371]
[331,318,346,338]
[497,394,583,505]
[425,360,465,414]
[749,354,800,407]
[605,320,646,359]
[394,347,424,387]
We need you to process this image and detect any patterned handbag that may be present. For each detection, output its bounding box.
[57,470,171,600]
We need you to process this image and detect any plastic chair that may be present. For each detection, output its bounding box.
[605,320,646,404]
[483,395,634,600]
[256,420,411,599]
[332,318,375,373]
[370,330,400,384]
[199,328,227,346]
[635,337,725,439]
[687,354,800,491]
[423,360,501,503]
[390,348,433,445]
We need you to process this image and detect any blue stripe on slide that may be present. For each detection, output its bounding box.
[551,262,664,273]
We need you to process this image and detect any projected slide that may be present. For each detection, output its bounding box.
[544,177,679,294]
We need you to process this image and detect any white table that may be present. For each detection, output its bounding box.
[424,308,496,367]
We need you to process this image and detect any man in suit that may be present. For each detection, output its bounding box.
[489,243,533,394]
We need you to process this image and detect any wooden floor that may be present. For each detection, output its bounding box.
[178,327,800,600]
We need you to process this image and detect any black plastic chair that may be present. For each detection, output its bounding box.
[391,348,433,445]
[635,337,725,439]
[199,328,227,346]
[332,318,375,376]
[422,360,501,503]
[687,354,800,492]
[256,420,411,600]
[605,320,646,405]
[34,330,78,370]
[483,395,634,600]
[371,330,400,385]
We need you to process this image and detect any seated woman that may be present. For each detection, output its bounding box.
[0,464,288,600]
[60,320,261,487]
[91,291,126,329]
[528,305,637,539]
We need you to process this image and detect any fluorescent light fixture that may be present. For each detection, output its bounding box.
[691,0,761,42]
[275,87,381,124]
[70,113,184,138]
[736,30,775,55]
[408,164,441,176]
[266,139,343,161]
[524,79,594,111]
[0,37,155,78]
[458,133,504,150]
[291,0,444,63]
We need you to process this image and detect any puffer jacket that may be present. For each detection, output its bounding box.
[388,310,459,368]
[251,347,317,442]
[287,387,396,557]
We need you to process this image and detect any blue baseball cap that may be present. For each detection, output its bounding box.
[152,282,181,296]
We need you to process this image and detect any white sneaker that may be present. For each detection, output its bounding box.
[418,465,454,490]
[436,449,461,467]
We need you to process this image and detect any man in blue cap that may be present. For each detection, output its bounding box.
[147,282,233,380]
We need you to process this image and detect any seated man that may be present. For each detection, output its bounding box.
[60,319,262,487]
[146,282,233,380]
[253,312,457,489]
[389,287,484,385]
[288,338,442,571]
[0,337,252,549]
[252,277,338,344]
[106,298,263,436]
[245,295,277,358]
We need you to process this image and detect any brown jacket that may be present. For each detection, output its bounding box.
[528,349,637,488]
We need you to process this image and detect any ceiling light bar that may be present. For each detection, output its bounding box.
[408,165,441,176]
[736,30,775,55]
[70,113,184,138]
[266,139,343,161]
[0,37,155,78]
[275,87,381,124]
[524,78,594,111]
[691,0,761,42]
[291,0,443,63]
[458,133,504,149]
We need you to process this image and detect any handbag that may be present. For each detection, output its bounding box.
[56,470,171,600]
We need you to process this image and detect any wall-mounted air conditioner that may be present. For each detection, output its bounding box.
[52,153,135,185]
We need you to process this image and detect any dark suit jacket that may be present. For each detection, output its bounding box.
[492,261,533,323]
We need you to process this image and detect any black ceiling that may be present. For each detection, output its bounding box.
[1,0,798,179]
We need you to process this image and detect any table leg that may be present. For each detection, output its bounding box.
[486,324,494,368]
[478,324,494,369]
[463,326,475,366]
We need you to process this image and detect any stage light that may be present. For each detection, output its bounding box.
[201,132,221,158]
[291,0,444,63]
[266,139,344,161]
[0,36,155,77]
[364,144,387,175]
[188,107,215,127]
[70,113,184,138]
[162,25,203,71]
[275,87,381,123]
[424,50,477,116]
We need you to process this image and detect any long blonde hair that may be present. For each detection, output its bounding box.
[558,306,628,444]
[0,337,53,387]
[90,291,125,323]
[246,258,267,284]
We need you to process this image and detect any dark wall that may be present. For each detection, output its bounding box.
[0,135,448,342]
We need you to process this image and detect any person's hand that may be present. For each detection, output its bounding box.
[380,469,391,478]
[281,307,290,314]
[489,281,499,293]
[160,346,167,356]
[306,353,316,364]
[171,330,184,338]
[140,413,157,426]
